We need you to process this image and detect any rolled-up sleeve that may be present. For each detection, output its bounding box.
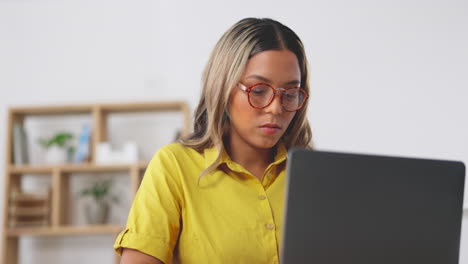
[114,146,183,264]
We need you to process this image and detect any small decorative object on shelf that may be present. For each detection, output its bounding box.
[75,124,91,163]
[96,141,138,164]
[9,189,51,228]
[38,132,75,164]
[173,129,182,142]
[80,179,119,225]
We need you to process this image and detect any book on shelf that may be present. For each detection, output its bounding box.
[9,190,51,228]
[12,123,29,165]
[9,206,50,216]
[10,191,49,201]
[9,219,49,228]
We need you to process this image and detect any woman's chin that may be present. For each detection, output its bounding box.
[254,137,281,149]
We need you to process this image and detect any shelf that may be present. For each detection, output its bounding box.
[3,101,190,264]
[7,225,124,237]
[100,101,189,113]
[10,105,94,116]
[9,162,149,175]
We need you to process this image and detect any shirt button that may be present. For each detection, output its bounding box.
[258,194,266,200]
[266,223,275,230]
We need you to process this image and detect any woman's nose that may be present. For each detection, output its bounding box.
[265,93,283,115]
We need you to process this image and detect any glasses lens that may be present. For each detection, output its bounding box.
[249,85,274,108]
[282,88,305,111]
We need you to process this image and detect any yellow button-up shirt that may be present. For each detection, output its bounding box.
[114,142,287,264]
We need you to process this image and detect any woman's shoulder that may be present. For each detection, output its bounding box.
[151,142,204,164]
[146,143,207,182]
[157,142,201,156]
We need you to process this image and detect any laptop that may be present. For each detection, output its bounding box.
[281,149,465,264]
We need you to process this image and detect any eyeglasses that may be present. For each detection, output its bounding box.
[238,83,308,112]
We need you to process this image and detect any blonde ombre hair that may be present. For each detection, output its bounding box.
[179,18,312,176]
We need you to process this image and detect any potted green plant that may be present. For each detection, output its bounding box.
[38,132,75,164]
[80,179,118,225]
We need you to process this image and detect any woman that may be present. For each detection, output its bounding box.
[115,17,312,264]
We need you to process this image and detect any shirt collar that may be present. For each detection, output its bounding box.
[203,141,288,173]
[203,144,229,168]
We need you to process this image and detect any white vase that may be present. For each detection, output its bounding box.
[45,146,68,164]
[85,199,110,225]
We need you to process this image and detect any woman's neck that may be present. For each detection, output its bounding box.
[225,136,275,180]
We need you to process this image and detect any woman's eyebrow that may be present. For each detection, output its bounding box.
[245,74,300,86]
[246,74,271,83]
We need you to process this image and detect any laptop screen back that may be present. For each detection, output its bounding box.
[281,150,465,264]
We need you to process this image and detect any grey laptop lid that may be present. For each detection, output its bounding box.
[281,149,465,264]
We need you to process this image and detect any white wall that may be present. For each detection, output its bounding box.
[1,0,467,263]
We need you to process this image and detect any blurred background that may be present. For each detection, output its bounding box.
[0,0,467,263]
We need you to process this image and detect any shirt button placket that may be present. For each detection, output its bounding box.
[254,182,278,262]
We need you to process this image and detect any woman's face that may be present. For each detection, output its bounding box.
[228,49,301,150]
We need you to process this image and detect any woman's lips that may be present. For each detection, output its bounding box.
[259,124,281,134]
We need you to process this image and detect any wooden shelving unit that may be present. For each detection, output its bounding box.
[2,101,190,264]
[7,224,124,237]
